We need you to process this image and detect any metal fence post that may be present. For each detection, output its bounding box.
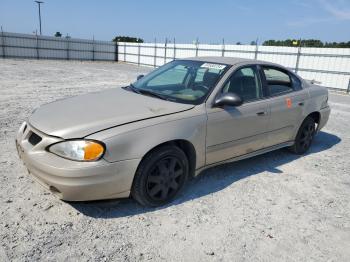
[295,39,302,73]
[347,78,350,93]
[114,41,118,62]
[137,42,141,66]
[1,27,5,58]
[92,36,95,61]
[66,38,70,60]
[221,38,225,57]
[124,42,126,62]
[254,40,259,60]
[154,38,157,67]
[195,38,199,57]
[36,33,40,59]
[173,37,176,60]
[164,38,168,64]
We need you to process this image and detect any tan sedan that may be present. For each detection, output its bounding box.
[16,57,330,206]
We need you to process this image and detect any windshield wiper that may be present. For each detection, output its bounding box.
[137,89,169,101]
[126,84,141,94]
[125,84,170,101]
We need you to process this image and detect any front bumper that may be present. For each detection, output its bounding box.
[16,122,140,201]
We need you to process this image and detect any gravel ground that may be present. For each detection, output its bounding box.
[0,59,349,262]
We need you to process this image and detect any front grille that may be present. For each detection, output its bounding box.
[28,132,42,146]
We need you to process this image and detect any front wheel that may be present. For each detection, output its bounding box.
[289,116,316,154]
[131,145,189,207]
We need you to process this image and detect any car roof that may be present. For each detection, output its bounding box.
[182,56,303,81]
[183,56,282,67]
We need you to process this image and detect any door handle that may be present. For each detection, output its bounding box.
[256,111,266,116]
[298,102,304,106]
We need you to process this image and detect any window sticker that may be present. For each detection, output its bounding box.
[286,98,292,108]
[200,63,227,70]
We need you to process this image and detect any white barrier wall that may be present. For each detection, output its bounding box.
[1,31,349,91]
[118,42,350,91]
[0,32,116,61]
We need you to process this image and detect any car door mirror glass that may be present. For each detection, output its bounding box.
[213,92,243,107]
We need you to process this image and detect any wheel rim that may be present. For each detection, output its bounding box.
[146,156,185,202]
[299,122,315,151]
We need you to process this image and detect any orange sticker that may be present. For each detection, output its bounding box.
[286,98,292,108]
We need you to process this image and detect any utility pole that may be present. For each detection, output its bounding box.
[35,1,44,35]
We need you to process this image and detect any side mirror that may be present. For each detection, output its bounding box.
[213,92,243,107]
[137,74,144,80]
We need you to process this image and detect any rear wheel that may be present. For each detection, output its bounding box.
[131,145,189,207]
[290,116,316,154]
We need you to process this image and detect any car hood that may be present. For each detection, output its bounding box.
[29,87,194,138]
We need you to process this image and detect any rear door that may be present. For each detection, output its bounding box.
[260,66,308,147]
[205,65,270,164]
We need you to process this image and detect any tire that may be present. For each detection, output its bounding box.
[289,116,316,154]
[131,145,189,207]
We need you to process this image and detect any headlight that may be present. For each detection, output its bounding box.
[48,140,105,161]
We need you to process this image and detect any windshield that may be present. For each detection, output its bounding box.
[132,60,230,105]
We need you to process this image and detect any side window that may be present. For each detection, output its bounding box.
[263,67,293,96]
[290,73,302,91]
[147,65,188,87]
[222,66,262,102]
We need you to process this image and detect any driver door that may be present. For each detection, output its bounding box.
[206,65,270,164]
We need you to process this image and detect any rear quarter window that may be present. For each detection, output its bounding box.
[263,67,293,96]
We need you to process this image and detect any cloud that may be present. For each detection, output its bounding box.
[287,0,350,26]
[319,0,350,20]
[236,6,250,12]
[287,17,333,27]
[292,0,313,9]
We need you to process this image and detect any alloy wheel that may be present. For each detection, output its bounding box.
[146,156,185,202]
[299,122,315,151]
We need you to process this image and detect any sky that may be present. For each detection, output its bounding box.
[0,0,349,44]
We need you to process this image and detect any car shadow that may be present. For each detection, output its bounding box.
[71,131,341,219]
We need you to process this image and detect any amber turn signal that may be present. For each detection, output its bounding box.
[84,142,104,161]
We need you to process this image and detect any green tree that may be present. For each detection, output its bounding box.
[324,41,350,48]
[113,36,144,43]
[54,32,62,37]
[262,39,350,48]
